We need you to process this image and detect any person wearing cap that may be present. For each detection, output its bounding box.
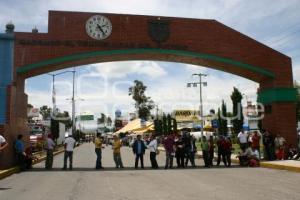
[112,135,124,168]
[0,134,8,153]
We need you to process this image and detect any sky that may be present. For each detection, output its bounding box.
[1,0,299,120]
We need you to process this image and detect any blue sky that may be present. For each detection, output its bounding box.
[1,0,299,119]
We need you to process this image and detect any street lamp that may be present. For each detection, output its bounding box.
[47,70,75,115]
[187,73,208,137]
[66,97,84,136]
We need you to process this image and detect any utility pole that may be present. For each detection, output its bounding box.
[187,73,208,137]
[71,68,76,136]
[47,70,75,117]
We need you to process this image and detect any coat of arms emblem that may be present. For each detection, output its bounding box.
[148,19,170,44]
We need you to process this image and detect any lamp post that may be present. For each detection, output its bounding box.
[47,70,75,116]
[187,73,208,137]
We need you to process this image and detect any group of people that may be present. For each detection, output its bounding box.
[1,127,300,171]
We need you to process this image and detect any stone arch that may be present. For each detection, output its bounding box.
[0,10,297,168]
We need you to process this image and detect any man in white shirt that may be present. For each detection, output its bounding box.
[0,134,8,153]
[62,135,76,170]
[148,135,158,169]
[237,130,248,151]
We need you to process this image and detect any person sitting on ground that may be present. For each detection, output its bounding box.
[287,144,297,160]
[239,142,260,167]
[274,134,286,160]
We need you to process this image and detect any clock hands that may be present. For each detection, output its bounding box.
[97,24,106,36]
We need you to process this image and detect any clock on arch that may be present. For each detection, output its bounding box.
[85,15,112,40]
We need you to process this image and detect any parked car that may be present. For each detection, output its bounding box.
[29,125,45,151]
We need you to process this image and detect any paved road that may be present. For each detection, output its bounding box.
[1,143,300,200]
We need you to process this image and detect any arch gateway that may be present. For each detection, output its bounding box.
[0,11,297,168]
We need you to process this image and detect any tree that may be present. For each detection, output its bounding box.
[107,116,112,126]
[39,105,52,120]
[154,119,162,135]
[172,118,177,133]
[218,100,228,136]
[230,87,244,136]
[97,113,106,124]
[128,80,155,120]
[162,113,167,135]
[167,114,172,134]
[50,118,59,140]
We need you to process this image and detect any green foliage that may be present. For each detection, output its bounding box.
[50,119,59,140]
[167,114,172,134]
[154,114,177,135]
[39,105,52,120]
[230,87,244,136]
[218,100,228,135]
[128,80,155,120]
[56,111,72,129]
[97,113,106,124]
[172,118,177,133]
[162,113,167,135]
[107,117,112,126]
[154,119,162,135]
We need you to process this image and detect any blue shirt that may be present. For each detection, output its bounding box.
[15,139,24,153]
[137,141,142,154]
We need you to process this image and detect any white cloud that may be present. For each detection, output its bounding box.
[90,61,167,79]
[9,0,298,119]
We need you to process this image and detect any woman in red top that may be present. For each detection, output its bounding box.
[251,131,261,159]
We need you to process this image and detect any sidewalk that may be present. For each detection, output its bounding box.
[158,147,300,173]
[0,147,65,180]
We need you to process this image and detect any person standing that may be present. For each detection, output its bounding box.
[112,135,124,168]
[94,133,104,169]
[163,133,175,169]
[201,136,210,168]
[148,135,159,169]
[208,135,215,166]
[45,134,55,169]
[185,136,197,167]
[251,131,261,159]
[237,130,248,151]
[0,134,8,153]
[263,130,275,161]
[62,135,76,170]
[216,136,227,166]
[133,135,146,169]
[14,134,26,171]
[174,134,185,168]
[223,137,232,167]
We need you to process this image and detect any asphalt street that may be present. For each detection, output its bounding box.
[1,143,300,200]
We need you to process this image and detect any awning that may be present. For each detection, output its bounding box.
[114,118,153,135]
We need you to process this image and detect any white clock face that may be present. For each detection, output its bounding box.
[85,15,112,40]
